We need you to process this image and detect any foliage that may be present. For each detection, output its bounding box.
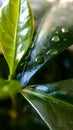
[0,0,73,130]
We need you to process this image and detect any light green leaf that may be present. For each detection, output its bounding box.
[20,1,73,86]
[0,78,21,99]
[0,0,34,77]
[21,79,73,130]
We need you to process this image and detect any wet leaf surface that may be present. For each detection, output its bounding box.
[21,79,73,130]
[19,0,73,87]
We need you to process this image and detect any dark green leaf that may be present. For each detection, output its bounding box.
[21,79,73,130]
[0,55,9,79]
[0,0,34,77]
[20,1,73,86]
[0,78,21,99]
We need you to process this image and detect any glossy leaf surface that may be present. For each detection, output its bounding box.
[21,79,73,130]
[20,0,73,86]
[0,0,34,77]
[0,78,20,99]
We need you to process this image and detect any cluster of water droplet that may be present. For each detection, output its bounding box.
[49,26,70,54]
[34,26,70,65]
[52,26,69,41]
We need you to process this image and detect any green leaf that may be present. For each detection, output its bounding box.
[20,1,73,86]
[0,55,9,79]
[0,78,21,99]
[21,79,73,130]
[0,0,34,77]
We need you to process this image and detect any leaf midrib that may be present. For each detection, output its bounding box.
[22,89,73,108]
[10,0,20,77]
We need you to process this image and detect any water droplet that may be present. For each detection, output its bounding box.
[50,50,58,55]
[51,35,60,43]
[46,50,50,55]
[35,56,44,64]
[55,31,59,34]
[61,27,69,33]
[20,62,24,67]
[43,46,47,50]
[64,38,67,42]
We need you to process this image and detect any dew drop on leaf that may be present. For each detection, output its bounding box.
[55,31,59,34]
[35,56,44,64]
[61,27,69,33]
[51,35,60,43]
[20,62,24,67]
[50,50,58,55]
[43,46,47,50]
[64,38,67,42]
[46,50,50,55]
